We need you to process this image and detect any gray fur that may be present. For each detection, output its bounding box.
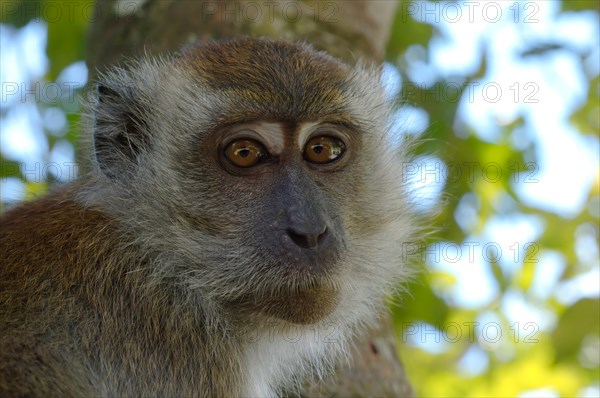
[1,38,418,397]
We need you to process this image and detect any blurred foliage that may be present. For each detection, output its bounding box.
[1,0,599,396]
[0,0,90,211]
[387,1,600,397]
[1,0,91,78]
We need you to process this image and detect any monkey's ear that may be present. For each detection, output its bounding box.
[93,83,149,179]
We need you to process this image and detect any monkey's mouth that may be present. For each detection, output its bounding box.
[230,287,340,325]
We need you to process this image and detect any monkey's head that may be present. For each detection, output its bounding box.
[84,38,415,327]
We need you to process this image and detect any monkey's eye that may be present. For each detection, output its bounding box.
[224,139,268,168]
[303,136,346,165]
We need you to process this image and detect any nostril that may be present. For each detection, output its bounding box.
[287,229,309,248]
[286,227,328,249]
[317,228,328,245]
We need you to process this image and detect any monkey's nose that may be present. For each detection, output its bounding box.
[286,227,328,249]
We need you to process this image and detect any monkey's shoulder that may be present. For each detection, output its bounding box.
[1,185,116,263]
[0,185,122,305]
[0,187,120,397]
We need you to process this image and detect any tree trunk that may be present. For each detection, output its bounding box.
[87,1,397,70]
[87,1,412,396]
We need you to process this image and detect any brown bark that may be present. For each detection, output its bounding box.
[87,1,412,396]
[87,1,398,70]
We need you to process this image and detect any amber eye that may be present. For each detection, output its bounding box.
[224,139,267,168]
[303,136,346,164]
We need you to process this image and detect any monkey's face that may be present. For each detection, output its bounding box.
[89,38,413,326]
[186,120,360,324]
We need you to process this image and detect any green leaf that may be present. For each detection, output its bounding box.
[561,0,600,12]
[552,298,600,362]
[392,274,450,327]
[1,0,43,26]
[386,0,433,58]
[44,0,92,79]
